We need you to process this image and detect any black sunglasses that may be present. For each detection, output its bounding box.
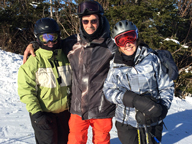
[82,19,98,25]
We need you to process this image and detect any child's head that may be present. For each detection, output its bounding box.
[34,18,60,50]
[111,20,138,56]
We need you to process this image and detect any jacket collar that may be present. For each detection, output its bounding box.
[38,48,62,59]
[112,46,152,67]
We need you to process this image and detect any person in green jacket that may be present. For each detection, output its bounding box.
[17,18,71,144]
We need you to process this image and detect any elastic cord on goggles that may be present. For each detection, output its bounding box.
[78,1,100,14]
[115,30,137,47]
[39,33,58,43]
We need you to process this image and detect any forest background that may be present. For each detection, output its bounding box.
[0,0,192,98]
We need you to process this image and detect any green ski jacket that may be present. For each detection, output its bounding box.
[18,48,71,115]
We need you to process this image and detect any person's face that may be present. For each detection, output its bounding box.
[43,41,57,48]
[82,14,99,35]
[119,41,137,56]
[39,33,58,48]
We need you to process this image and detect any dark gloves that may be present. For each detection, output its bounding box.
[135,104,168,125]
[134,95,162,117]
[32,111,53,129]
[135,111,159,125]
[157,103,168,120]
[30,41,40,50]
[123,90,162,117]
[123,90,138,108]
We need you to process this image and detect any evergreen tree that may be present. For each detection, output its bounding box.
[0,0,191,97]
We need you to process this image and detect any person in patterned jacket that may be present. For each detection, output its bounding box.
[18,18,71,144]
[103,20,174,144]
[22,1,117,144]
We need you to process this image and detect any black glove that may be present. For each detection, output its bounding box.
[30,41,40,51]
[123,91,162,117]
[135,111,159,125]
[135,104,168,125]
[32,111,53,130]
[123,90,138,108]
[158,103,168,120]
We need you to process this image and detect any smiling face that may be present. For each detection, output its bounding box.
[82,14,99,35]
[119,41,137,56]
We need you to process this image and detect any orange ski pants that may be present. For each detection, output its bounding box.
[68,114,113,144]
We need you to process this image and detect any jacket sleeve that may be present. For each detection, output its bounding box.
[62,35,77,55]
[105,37,118,54]
[153,55,174,109]
[103,64,127,105]
[17,57,42,115]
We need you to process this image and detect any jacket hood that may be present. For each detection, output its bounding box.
[79,16,110,44]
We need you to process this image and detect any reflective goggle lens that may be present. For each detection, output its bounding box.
[39,33,58,43]
[115,30,137,47]
[78,1,99,14]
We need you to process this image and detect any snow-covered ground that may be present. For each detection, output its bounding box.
[0,49,192,144]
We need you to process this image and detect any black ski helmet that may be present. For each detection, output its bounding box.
[111,20,138,39]
[34,17,60,38]
[77,0,104,18]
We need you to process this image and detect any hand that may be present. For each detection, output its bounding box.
[123,90,139,108]
[123,91,162,117]
[32,111,53,130]
[23,44,35,64]
[135,111,159,125]
[136,103,168,125]
[133,95,162,117]
[158,103,168,120]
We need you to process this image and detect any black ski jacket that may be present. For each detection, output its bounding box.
[62,16,117,120]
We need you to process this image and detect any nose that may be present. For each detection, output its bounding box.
[47,41,54,44]
[125,42,131,47]
[87,21,93,27]
[45,41,54,47]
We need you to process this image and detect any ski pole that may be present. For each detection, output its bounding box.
[137,124,141,144]
[149,131,161,144]
[136,108,141,144]
[144,124,150,144]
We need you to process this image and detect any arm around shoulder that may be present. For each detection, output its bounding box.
[23,42,39,64]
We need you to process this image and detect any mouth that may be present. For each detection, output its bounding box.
[45,43,54,48]
[87,28,95,31]
[124,47,133,51]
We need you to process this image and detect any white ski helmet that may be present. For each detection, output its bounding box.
[111,20,138,39]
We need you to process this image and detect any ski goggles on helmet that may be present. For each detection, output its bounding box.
[77,1,103,15]
[38,33,58,44]
[115,30,137,47]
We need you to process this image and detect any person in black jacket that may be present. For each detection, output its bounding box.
[22,1,117,144]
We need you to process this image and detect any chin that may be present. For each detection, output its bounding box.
[86,30,95,34]
[88,32,94,35]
